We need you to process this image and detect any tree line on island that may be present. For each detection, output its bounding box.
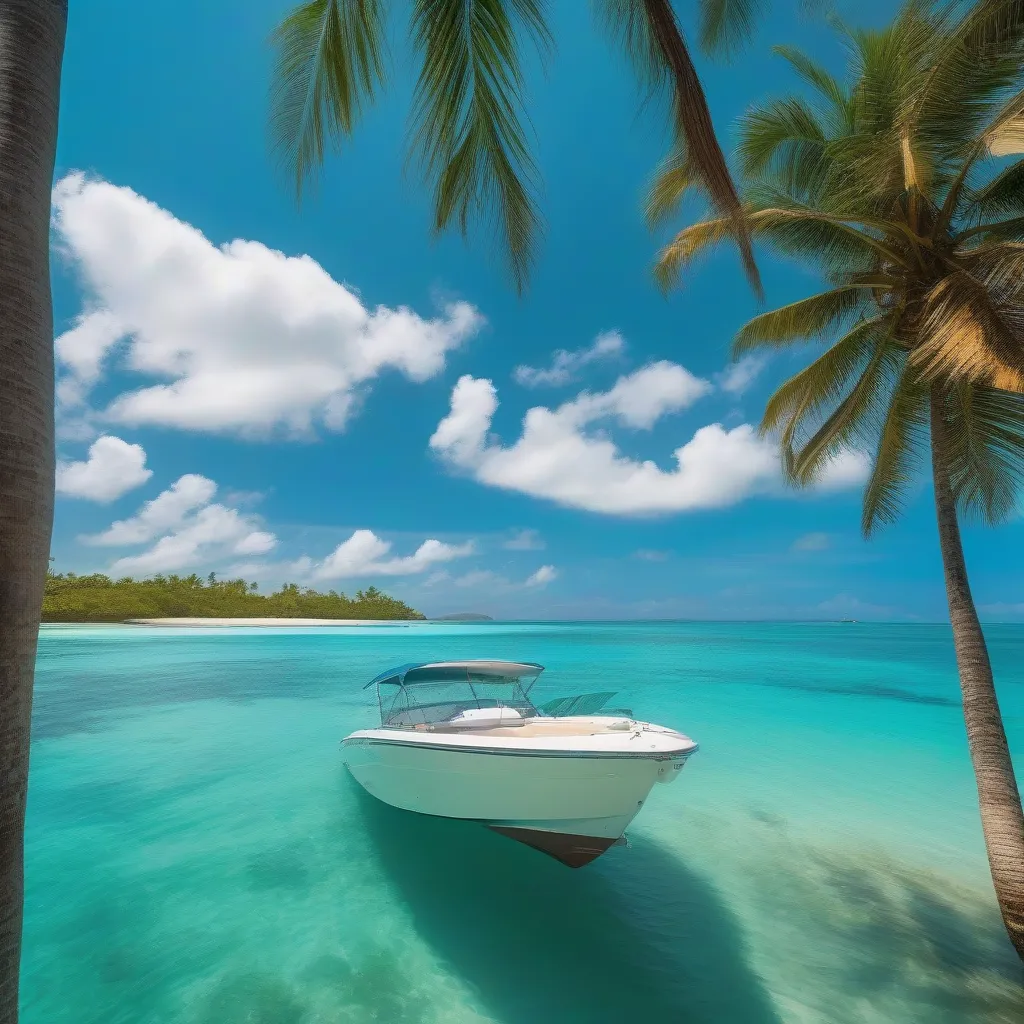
[42,572,424,622]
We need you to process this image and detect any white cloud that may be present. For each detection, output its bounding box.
[717,354,767,396]
[55,310,124,413]
[525,565,557,587]
[52,173,483,438]
[308,529,475,581]
[85,474,217,546]
[82,474,277,575]
[791,531,831,552]
[514,330,625,387]
[430,367,868,516]
[503,528,545,551]
[55,435,152,502]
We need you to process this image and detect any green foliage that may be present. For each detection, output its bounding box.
[269,0,765,293]
[653,0,1024,534]
[408,0,550,292]
[42,572,424,622]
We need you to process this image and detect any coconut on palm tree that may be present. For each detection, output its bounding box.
[651,0,1024,958]
[0,1,68,1020]
[268,0,772,293]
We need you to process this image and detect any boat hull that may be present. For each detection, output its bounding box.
[342,729,692,866]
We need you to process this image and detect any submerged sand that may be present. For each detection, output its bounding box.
[123,617,418,627]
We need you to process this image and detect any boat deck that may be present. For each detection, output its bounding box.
[435,717,633,739]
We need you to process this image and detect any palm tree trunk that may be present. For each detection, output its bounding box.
[930,391,1024,961]
[0,2,67,1020]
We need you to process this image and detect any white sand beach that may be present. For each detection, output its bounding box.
[123,618,419,627]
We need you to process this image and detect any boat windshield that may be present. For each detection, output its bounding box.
[367,661,543,728]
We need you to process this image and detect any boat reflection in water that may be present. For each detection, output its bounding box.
[342,661,698,866]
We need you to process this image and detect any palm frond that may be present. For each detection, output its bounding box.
[962,214,1024,242]
[956,242,1024,307]
[655,204,914,291]
[942,383,1024,523]
[741,196,919,269]
[698,0,764,59]
[733,284,872,356]
[964,158,1024,219]
[771,44,850,122]
[269,0,389,196]
[938,84,1024,226]
[760,315,885,443]
[644,141,693,228]
[653,213,734,290]
[960,0,1024,55]
[789,340,902,484]
[738,99,829,194]
[903,0,1024,165]
[409,0,552,293]
[595,0,761,294]
[988,114,1024,155]
[849,9,934,138]
[861,364,929,534]
[915,271,1024,391]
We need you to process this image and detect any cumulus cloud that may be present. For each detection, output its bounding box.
[514,330,625,387]
[525,565,557,587]
[82,474,276,575]
[429,366,868,516]
[307,529,475,581]
[717,354,767,396]
[55,435,153,502]
[503,528,545,551]
[52,173,482,438]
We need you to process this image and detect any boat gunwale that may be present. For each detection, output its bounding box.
[341,734,698,760]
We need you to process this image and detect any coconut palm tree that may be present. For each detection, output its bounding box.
[0,2,68,1020]
[651,0,1024,958]
[268,0,769,294]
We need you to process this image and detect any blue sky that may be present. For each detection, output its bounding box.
[48,0,1023,621]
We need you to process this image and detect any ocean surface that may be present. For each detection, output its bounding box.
[22,621,1024,1023]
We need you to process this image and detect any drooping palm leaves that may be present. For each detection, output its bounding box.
[269,0,765,292]
[651,0,1024,960]
[652,0,1024,534]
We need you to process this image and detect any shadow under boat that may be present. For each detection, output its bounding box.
[351,782,781,1024]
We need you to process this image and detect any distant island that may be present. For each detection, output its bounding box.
[43,572,424,622]
[432,612,494,622]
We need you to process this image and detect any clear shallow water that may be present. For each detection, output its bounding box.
[22,621,1024,1023]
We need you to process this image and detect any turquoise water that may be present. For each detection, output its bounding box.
[22,622,1024,1022]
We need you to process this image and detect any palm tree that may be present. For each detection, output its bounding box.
[651,0,1024,959]
[0,2,68,1019]
[268,0,769,294]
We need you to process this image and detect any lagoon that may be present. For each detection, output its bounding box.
[22,621,1024,1022]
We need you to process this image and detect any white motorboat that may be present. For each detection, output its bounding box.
[342,660,698,867]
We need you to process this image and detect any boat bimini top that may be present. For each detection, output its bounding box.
[364,660,545,730]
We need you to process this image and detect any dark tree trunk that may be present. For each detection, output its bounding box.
[930,392,1024,962]
[0,2,67,1019]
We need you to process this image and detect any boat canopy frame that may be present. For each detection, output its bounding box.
[364,660,545,728]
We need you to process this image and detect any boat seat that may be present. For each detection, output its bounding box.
[444,707,527,730]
